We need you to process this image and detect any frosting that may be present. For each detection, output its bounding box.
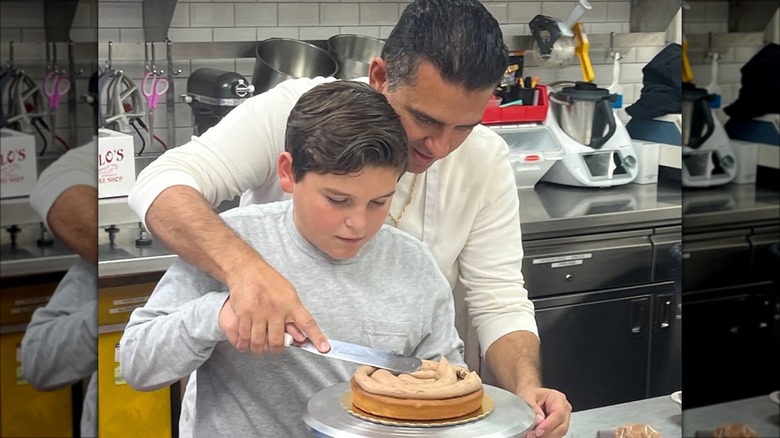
[353,356,482,400]
[614,424,661,438]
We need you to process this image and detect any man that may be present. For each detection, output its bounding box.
[121,81,468,436]
[21,140,98,437]
[129,0,571,435]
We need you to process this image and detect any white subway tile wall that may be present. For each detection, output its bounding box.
[2,0,768,151]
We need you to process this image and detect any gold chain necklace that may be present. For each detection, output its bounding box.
[388,173,420,227]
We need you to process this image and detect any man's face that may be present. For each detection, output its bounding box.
[370,59,495,173]
[286,164,399,260]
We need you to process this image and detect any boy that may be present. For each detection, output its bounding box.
[119,81,466,436]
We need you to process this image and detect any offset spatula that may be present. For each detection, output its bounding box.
[284,333,422,374]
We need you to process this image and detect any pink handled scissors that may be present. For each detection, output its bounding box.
[142,71,169,109]
[142,71,169,151]
[44,71,71,110]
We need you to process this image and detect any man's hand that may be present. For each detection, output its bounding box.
[518,387,571,438]
[226,265,330,355]
[143,186,331,356]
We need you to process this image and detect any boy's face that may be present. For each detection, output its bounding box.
[279,154,399,260]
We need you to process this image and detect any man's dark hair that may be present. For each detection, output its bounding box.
[382,0,508,91]
[286,81,409,182]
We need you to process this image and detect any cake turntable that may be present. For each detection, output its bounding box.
[303,382,535,437]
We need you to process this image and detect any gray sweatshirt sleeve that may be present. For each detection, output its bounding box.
[411,252,468,369]
[21,258,98,391]
[119,260,229,392]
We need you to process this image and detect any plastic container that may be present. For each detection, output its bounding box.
[489,124,565,188]
[482,85,549,125]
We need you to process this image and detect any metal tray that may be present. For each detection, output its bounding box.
[303,382,535,437]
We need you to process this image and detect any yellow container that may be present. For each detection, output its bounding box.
[98,330,172,438]
[0,331,74,437]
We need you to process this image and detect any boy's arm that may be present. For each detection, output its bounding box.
[412,258,467,368]
[119,262,229,391]
[21,259,98,390]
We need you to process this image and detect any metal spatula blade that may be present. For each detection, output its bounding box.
[284,334,422,374]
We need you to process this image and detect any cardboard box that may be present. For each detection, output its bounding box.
[0,128,38,199]
[98,129,136,199]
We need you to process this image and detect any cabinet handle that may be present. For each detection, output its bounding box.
[659,299,671,329]
[629,299,646,334]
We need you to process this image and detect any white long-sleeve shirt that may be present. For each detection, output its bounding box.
[129,76,537,355]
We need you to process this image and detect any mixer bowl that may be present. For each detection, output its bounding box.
[327,34,385,80]
[252,38,338,93]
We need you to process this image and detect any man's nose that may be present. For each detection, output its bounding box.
[425,127,454,159]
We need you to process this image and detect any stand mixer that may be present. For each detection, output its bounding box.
[541,81,639,187]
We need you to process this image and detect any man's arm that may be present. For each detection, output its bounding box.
[128,78,333,355]
[144,186,326,354]
[47,185,97,264]
[29,141,97,263]
[455,137,571,437]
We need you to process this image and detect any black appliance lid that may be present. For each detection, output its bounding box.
[555,81,616,101]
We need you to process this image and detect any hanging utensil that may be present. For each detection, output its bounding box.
[706,52,722,109]
[6,70,47,134]
[103,71,145,133]
[141,70,169,153]
[43,71,71,151]
[607,52,623,108]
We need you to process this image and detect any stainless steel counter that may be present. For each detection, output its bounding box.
[92,180,685,278]
[681,393,780,437]
[566,395,682,437]
[517,180,682,240]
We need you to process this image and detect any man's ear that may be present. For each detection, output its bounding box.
[368,57,389,93]
[277,152,295,194]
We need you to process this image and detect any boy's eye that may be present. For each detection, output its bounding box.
[327,197,348,205]
[371,200,387,206]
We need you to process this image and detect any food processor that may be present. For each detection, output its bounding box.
[540,81,639,187]
[679,83,736,187]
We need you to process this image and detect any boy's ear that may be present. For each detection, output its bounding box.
[368,57,389,93]
[277,152,295,194]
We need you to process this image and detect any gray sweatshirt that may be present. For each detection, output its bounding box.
[120,200,466,437]
[20,257,98,437]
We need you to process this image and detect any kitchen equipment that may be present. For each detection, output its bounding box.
[303,381,535,437]
[283,334,421,374]
[43,71,71,152]
[103,71,146,134]
[327,34,385,80]
[487,124,565,189]
[252,38,338,94]
[608,53,624,108]
[541,81,638,187]
[4,70,47,134]
[529,0,591,69]
[0,128,38,199]
[141,71,169,150]
[181,68,254,137]
[679,83,736,187]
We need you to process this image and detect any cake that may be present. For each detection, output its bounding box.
[350,356,484,421]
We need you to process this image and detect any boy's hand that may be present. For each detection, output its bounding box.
[218,297,239,347]
[223,265,330,355]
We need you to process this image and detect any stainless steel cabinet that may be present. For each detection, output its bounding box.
[682,225,780,409]
[479,229,682,411]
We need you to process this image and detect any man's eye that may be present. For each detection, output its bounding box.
[327,197,348,205]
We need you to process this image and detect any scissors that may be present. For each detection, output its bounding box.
[44,71,71,150]
[142,71,169,150]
